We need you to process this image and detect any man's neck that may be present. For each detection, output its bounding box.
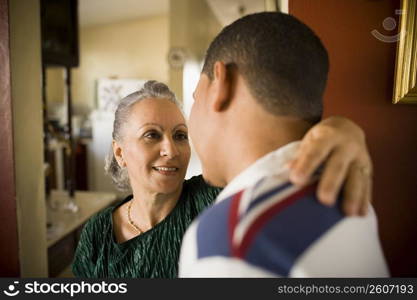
[207,74,312,187]
[223,115,311,186]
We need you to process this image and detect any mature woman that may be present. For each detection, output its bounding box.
[72,81,372,278]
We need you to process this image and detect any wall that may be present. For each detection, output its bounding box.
[46,67,64,104]
[169,0,222,100]
[71,15,169,114]
[290,0,417,276]
[168,0,222,178]
[9,0,48,276]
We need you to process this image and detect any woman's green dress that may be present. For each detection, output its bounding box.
[72,175,221,278]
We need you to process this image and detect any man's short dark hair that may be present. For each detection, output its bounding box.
[202,12,329,124]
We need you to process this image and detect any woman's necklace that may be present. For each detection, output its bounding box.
[127,200,143,234]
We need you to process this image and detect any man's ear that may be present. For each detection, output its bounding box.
[211,61,233,112]
[112,140,126,167]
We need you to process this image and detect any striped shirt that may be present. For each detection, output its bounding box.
[179,142,389,277]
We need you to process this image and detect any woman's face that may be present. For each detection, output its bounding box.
[115,98,191,195]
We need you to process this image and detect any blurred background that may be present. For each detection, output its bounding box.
[0,0,416,277]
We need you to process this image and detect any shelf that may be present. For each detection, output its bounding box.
[46,190,117,248]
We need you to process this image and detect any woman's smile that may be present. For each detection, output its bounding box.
[152,165,180,176]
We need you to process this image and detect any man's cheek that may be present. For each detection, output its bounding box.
[188,104,198,138]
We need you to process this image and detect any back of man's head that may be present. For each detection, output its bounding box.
[202,12,329,124]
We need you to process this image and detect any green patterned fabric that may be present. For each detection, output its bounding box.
[72,175,221,278]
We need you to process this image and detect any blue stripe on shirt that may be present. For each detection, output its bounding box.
[245,181,293,214]
[244,191,344,276]
[196,194,235,259]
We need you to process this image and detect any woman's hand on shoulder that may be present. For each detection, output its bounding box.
[289,116,372,216]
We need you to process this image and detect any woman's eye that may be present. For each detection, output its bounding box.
[144,131,161,139]
[175,132,188,141]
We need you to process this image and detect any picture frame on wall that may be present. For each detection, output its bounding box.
[393,0,417,104]
[96,78,146,112]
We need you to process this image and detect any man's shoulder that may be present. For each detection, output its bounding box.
[185,175,387,277]
[198,174,336,232]
[194,175,346,275]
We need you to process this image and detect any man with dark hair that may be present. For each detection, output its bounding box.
[201,12,327,124]
[179,12,388,277]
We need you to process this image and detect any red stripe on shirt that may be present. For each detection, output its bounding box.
[228,190,244,257]
[235,182,318,258]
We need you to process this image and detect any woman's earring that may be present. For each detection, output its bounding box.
[118,158,126,168]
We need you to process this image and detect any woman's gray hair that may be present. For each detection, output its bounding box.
[104,80,182,191]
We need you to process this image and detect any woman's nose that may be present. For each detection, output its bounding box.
[160,138,179,158]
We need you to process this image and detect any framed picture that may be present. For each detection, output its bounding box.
[96,78,146,112]
[393,0,417,104]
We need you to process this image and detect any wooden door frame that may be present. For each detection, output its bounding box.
[0,0,20,277]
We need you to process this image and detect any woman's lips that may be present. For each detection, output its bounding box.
[152,166,179,176]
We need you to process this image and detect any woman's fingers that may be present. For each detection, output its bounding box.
[341,163,367,216]
[360,176,372,216]
[288,116,373,216]
[359,157,373,215]
[316,148,352,206]
[289,125,335,185]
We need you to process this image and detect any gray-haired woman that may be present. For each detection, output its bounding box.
[72,80,373,278]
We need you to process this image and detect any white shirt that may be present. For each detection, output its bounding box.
[179,142,389,277]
